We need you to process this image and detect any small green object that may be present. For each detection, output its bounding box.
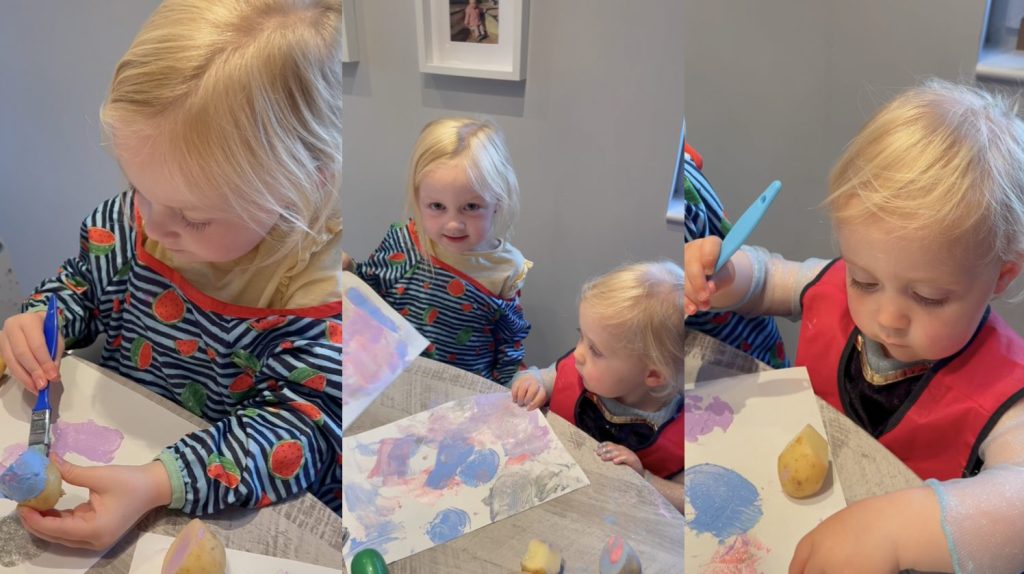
[350,548,389,574]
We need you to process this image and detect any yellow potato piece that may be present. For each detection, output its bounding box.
[162,518,227,574]
[777,424,831,498]
[20,460,63,511]
[521,539,562,574]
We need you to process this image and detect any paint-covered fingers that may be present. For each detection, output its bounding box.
[596,442,644,476]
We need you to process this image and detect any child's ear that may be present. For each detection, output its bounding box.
[644,367,666,390]
[994,259,1023,296]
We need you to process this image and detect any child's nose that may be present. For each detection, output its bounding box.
[573,344,585,366]
[876,299,909,332]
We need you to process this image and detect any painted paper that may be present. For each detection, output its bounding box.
[342,393,590,569]
[342,271,429,431]
[684,367,847,573]
[128,531,337,574]
[0,357,198,573]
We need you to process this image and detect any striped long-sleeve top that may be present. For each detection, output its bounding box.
[683,152,789,368]
[353,221,529,385]
[22,191,342,515]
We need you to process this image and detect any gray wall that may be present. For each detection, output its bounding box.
[682,0,1024,355]
[0,2,160,312]
[343,1,687,366]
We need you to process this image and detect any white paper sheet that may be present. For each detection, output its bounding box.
[684,367,847,573]
[342,393,590,570]
[342,271,428,432]
[128,531,337,574]
[0,357,197,573]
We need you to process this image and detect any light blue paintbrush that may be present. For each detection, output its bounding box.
[28,294,58,456]
[714,180,782,273]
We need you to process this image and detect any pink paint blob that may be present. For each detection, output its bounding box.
[702,534,770,574]
[685,394,734,443]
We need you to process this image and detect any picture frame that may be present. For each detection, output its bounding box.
[414,0,529,81]
[342,0,359,62]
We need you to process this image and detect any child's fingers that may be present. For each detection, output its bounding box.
[698,236,724,276]
[0,335,37,394]
[527,388,545,410]
[22,324,59,384]
[4,326,49,390]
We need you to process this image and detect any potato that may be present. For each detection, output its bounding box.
[20,459,63,511]
[521,539,562,574]
[777,424,831,498]
[162,518,227,574]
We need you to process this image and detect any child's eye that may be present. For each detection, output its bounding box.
[589,344,602,357]
[913,293,947,307]
[849,278,878,292]
[428,202,445,211]
[180,212,210,232]
[464,203,482,212]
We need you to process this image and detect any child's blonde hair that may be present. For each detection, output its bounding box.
[100,0,343,260]
[406,117,519,259]
[826,79,1024,266]
[580,261,686,393]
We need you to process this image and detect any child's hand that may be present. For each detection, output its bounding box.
[789,496,903,574]
[18,458,172,550]
[342,251,354,272]
[596,442,644,475]
[0,311,64,393]
[683,236,736,315]
[510,374,547,410]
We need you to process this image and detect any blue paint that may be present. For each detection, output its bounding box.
[0,449,48,502]
[425,508,471,544]
[456,448,499,487]
[349,520,402,557]
[683,463,763,541]
[346,287,398,332]
[425,437,474,490]
[343,482,380,514]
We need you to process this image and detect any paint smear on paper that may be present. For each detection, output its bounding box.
[0,419,124,474]
[701,534,770,574]
[685,394,734,443]
[684,463,763,541]
[425,508,470,544]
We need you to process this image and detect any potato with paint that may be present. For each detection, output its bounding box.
[162,518,226,574]
[0,448,63,511]
[777,424,830,498]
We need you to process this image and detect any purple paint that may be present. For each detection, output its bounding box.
[684,393,734,443]
[424,508,470,544]
[51,420,124,463]
[367,436,420,483]
[456,448,499,487]
[425,437,474,490]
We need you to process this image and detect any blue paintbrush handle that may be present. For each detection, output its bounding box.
[714,180,782,273]
[33,294,59,412]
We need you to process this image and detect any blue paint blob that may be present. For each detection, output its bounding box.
[425,508,471,545]
[456,448,499,487]
[342,483,380,514]
[346,287,398,332]
[425,437,474,490]
[684,463,763,541]
[349,520,402,557]
[0,449,49,503]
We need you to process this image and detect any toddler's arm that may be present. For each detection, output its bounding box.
[158,337,341,514]
[350,224,413,296]
[647,472,684,513]
[927,400,1024,573]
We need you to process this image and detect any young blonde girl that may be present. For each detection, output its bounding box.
[510,261,684,512]
[0,0,342,549]
[348,117,531,385]
[685,79,1024,573]
[464,0,487,42]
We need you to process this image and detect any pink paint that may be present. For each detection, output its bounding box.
[607,535,624,563]
[52,420,124,463]
[701,534,770,574]
[0,444,27,474]
[685,394,735,443]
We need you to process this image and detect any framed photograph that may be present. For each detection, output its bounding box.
[342,0,359,62]
[414,0,529,80]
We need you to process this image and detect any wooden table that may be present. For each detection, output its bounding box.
[685,330,922,502]
[4,355,343,573]
[346,357,685,574]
